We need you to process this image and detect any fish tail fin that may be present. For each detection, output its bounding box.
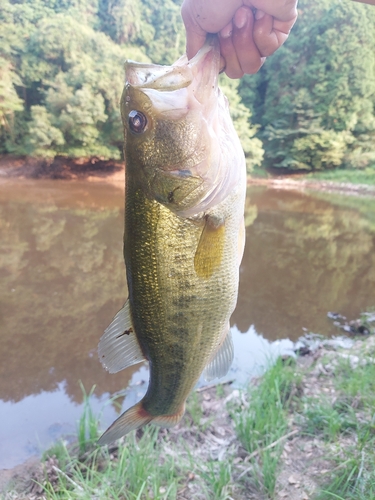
[97,401,185,446]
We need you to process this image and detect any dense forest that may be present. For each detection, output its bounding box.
[1,0,375,172]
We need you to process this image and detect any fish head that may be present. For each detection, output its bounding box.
[122,36,245,216]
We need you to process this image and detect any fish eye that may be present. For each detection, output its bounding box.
[128,110,147,134]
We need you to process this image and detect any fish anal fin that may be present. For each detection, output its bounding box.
[204,326,234,382]
[194,215,225,279]
[98,300,146,374]
[98,401,152,445]
[151,403,185,428]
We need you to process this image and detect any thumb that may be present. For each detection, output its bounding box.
[181,2,207,59]
[186,29,207,60]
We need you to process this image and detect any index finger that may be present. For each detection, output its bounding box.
[244,0,298,23]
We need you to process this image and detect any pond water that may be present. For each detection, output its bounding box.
[1,179,375,469]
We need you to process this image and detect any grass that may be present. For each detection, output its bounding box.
[305,166,375,186]
[199,460,233,500]
[7,327,375,499]
[185,391,204,427]
[300,351,375,499]
[231,358,302,497]
[19,360,300,500]
[233,358,301,452]
[77,383,100,454]
[249,164,375,185]
[315,449,375,500]
[40,428,181,499]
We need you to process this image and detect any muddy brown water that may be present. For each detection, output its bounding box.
[1,179,375,469]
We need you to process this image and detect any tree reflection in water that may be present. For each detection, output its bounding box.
[234,187,375,339]
[0,180,374,466]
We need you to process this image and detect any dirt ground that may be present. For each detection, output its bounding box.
[1,333,372,499]
[248,176,375,196]
[0,155,125,184]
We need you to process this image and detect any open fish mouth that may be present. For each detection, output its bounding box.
[125,35,221,102]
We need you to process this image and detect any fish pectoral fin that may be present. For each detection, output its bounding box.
[98,300,146,374]
[194,215,225,279]
[203,326,234,382]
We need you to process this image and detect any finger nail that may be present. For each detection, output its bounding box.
[234,8,248,29]
[219,24,232,39]
[255,9,265,20]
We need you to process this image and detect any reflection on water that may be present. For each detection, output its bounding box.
[0,179,375,468]
[235,188,375,338]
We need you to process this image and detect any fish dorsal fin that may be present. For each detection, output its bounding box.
[204,327,234,382]
[194,215,225,279]
[98,300,146,374]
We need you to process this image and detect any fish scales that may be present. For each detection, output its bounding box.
[126,190,239,416]
[98,36,246,445]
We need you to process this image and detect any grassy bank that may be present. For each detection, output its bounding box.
[5,325,375,499]
[249,165,375,189]
[305,167,375,186]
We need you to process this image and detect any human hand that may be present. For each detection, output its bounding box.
[181,0,298,78]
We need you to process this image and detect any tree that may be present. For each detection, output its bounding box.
[0,58,23,148]
[239,0,375,171]
[0,0,261,162]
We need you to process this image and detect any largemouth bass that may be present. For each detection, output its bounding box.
[97,37,246,445]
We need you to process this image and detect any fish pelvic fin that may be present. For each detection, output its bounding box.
[97,401,186,446]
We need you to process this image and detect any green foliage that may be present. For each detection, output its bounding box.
[305,165,375,186]
[41,427,180,499]
[98,0,185,64]
[4,0,375,172]
[0,57,23,125]
[239,0,375,172]
[26,105,65,157]
[232,358,294,454]
[307,355,375,499]
[199,460,233,500]
[1,0,129,158]
[0,0,261,162]
[231,358,301,496]
[77,383,100,454]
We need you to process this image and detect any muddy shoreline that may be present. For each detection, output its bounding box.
[1,155,375,195]
[0,155,125,183]
[248,176,375,196]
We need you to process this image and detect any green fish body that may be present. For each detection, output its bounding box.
[98,38,246,445]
